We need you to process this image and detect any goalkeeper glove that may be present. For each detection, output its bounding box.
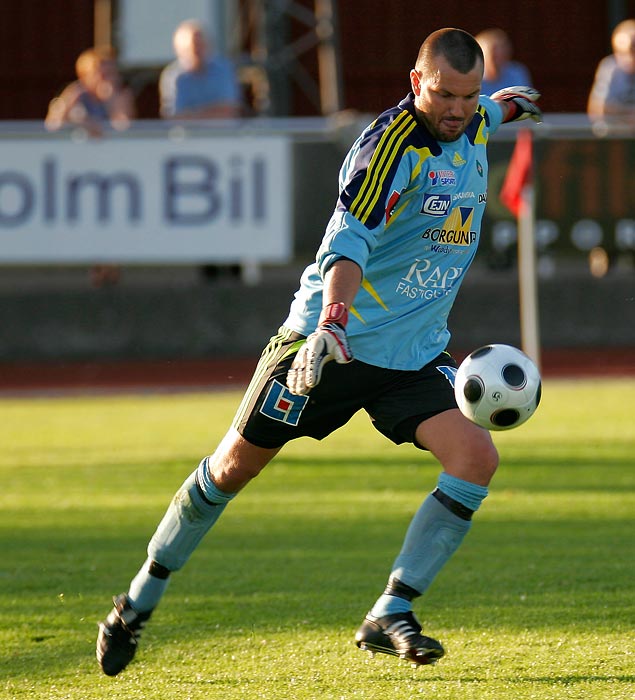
[491,86,542,123]
[287,302,353,395]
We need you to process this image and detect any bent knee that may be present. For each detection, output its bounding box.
[476,436,500,475]
[458,430,499,484]
[435,424,499,485]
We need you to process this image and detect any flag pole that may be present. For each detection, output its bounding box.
[499,128,541,370]
[517,174,541,370]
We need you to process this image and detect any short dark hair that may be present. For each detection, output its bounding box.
[416,28,484,78]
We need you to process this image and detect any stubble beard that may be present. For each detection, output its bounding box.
[417,108,464,142]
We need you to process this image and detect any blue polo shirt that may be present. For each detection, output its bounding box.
[160,56,240,117]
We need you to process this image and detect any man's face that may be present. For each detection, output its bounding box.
[175,28,208,71]
[614,29,635,73]
[410,54,482,142]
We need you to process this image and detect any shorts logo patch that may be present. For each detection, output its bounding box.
[436,365,458,387]
[260,380,309,426]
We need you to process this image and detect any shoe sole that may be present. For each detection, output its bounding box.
[357,638,443,665]
[356,624,444,666]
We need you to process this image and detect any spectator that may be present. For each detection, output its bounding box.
[159,19,241,119]
[45,46,135,137]
[45,47,134,287]
[476,28,532,96]
[160,20,243,281]
[588,19,635,122]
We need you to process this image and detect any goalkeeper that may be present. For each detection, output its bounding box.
[97,27,541,676]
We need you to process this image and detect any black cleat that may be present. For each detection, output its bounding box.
[355,611,445,666]
[96,594,153,676]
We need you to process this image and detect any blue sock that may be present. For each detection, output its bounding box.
[128,558,170,613]
[437,472,488,512]
[128,457,236,612]
[368,593,412,618]
[369,474,488,619]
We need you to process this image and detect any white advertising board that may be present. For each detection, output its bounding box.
[0,134,291,264]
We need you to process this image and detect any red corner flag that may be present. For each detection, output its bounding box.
[499,128,533,217]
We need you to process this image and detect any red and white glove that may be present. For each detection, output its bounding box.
[491,86,542,123]
[287,302,353,395]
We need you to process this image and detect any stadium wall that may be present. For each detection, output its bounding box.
[0,268,632,363]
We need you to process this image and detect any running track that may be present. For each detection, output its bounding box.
[0,348,632,396]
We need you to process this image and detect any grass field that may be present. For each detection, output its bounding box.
[0,378,633,700]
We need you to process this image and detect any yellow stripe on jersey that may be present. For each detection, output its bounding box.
[349,111,417,224]
[349,111,410,216]
[407,145,434,181]
[349,276,390,325]
[383,144,435,229]
[361,277,390,311]
[349,305,365,324]
[356,117,417,224]
[473,106,489,145]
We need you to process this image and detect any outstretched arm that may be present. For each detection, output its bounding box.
[491,86,542,123]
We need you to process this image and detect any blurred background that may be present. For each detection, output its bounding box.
[0,0,633,380]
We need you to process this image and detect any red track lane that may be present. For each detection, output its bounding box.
[0,349,632,396]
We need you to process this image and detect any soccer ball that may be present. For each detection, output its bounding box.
[454,344,542,431]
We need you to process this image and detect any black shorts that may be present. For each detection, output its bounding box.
[232,326,459,450]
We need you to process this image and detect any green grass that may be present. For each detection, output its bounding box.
[0,379,633,700]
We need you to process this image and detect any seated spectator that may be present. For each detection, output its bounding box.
[45,46,135,137]
[476,28,532,96]
[588,19,635,122]
[159,19,241,120]
[45,46,133,287]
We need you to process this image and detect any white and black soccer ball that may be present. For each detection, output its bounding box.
[454,344,542,431]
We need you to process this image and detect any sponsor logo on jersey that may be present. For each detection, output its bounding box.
[476,160,484,177]
[395,259,464,299]
[260,380,308,426]
[421,193,451,216]
[421,206,477,247]
[428,170,456,187]
[452,152,467,167]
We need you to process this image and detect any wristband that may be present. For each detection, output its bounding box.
[318,302,349,327]
[503,99,519,122]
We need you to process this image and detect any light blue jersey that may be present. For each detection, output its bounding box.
[285,93,504,370]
